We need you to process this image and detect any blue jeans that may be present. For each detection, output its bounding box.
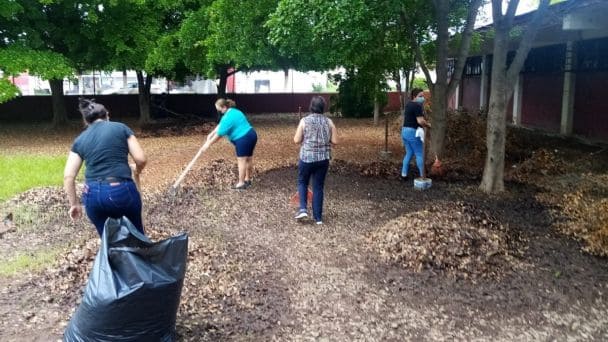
[401,127,424,177]
[298,159,329,222]
[82,180,144,236]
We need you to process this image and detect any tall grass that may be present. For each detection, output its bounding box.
[0,154,67,201]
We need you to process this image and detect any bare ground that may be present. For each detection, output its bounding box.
[0,114,607,341]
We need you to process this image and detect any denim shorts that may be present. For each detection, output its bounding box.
[232,128,258,157]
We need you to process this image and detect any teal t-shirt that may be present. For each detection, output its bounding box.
[216,108,252,142]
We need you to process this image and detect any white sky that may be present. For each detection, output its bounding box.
[476,0,541,27]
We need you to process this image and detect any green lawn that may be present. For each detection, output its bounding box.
[0,154,68,201]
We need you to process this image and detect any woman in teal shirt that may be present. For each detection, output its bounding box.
[202,98,258,190]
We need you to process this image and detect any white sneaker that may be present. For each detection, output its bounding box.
[316,221,323,225]
[295,210,308,219]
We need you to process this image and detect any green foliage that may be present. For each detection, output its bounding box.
[0,47,74,80]
[412,77,429,90]
[0,154,68,201]
[0,77,20,103]
[331,70,385,118]
[312,83,324,92]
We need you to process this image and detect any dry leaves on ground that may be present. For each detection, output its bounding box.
[367,201,528,280]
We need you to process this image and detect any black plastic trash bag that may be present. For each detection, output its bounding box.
[64,217,188,342]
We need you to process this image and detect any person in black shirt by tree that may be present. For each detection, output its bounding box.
[401,88,431,181]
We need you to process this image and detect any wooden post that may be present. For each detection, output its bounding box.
[384,114,389,152]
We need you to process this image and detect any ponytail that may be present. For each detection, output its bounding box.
[215,98,236,108]
[78,98,109,124]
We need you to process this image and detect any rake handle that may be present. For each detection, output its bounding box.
[171,144,206,190]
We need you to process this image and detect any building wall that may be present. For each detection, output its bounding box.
[574,71,608,141]
[520,72,563,132]
[460,76,481,113]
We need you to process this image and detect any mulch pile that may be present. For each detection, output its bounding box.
[138,120,215,138]
[367,201,527,280]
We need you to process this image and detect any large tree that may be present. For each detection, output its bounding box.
[268,0,411,123]
[173,0,292,97]
[0,0,88,125]
[480,0,550,193]
[401,0,483,160]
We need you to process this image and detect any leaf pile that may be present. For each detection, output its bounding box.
[506,148,569,182]
[185,159,242,188]
[138,121,214,138]
[367,201,527,280]
[554,175,608,256]
[332,159,401,179]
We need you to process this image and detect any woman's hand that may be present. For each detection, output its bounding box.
[68,205,82,221]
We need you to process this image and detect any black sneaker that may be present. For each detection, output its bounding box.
[400,175,408,182]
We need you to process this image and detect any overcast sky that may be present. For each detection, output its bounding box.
[476,0,541,27]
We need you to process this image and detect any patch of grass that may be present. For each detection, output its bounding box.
[0,154,67,201]
[0,249,60,276]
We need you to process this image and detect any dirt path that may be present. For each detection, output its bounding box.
[1,116,607,341]
[163,167,607,341]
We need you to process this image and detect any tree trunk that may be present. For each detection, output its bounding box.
[284,68,289,91]
[217,67,228,97]
[49,79,67,127]
[373,98,381,126]
[136,71,152,125]
[480,29,509,193]
[429,83,447,161]
[428,0,449,160]
[480,0,549,193]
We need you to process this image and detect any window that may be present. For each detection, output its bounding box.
[254,80,270,93]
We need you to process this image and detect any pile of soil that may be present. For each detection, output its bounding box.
[367,201,527,280]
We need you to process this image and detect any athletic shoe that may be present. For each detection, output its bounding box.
[295,209,308,220]
[244,180,252,188]
[316,221,323,225]
[231,183,247,190]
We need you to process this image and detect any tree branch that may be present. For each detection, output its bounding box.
[448,0,483,96]
[505,0,550,93]
[399,8,434,89]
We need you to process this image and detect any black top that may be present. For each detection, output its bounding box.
[403,101,423,128]
[72,121,134,181]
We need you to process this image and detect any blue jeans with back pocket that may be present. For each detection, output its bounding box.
[401,127,424,178]
[82,180,143,236]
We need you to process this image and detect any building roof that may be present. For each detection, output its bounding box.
[469,0,608,56]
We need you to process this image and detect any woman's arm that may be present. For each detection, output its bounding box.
[63,152,83,220]
[416,116,431,128]
[203,126,222,150]
[293,119,305,144]
[329,119,338,145]
[127,135,147,174]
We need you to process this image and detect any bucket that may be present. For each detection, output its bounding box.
[414,177,432,190]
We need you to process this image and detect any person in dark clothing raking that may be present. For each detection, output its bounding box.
[64,98,147,236]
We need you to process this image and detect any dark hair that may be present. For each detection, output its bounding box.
[78,98,108,124]
[215,98,236,108]
[309,96,325,114]
[410,88,424,100]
